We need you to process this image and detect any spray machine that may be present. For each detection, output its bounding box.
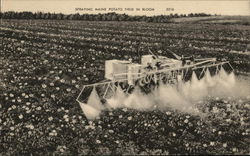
[76,50,234,109]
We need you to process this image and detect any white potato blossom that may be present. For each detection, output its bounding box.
[26,124,34,130]
[36,106,42,111]
[96,140,101,144]
[63,115,69,119]
[9,93,14,97]
[115,140,119,144]
[60,79,65,83]
[18,114,23,119]
[49,130,58,136]
[210,142,215,146]
[166,111,171,115]
[48,117,53,121]
[42,84,47,88]
[109,112,113,116]
[26,110,31,114]
[128,116,132,120]
[122,108,127,112]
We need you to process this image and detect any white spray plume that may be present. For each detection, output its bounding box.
[87,87,105,110]
[79,102,101,120]
[80,69,250,120]
[124,86,154,111]
[106,86,126,109]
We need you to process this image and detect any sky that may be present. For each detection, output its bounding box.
[1,0,250,16]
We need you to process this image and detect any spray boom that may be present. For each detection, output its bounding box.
[76,51,234,119]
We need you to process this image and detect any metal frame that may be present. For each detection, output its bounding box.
[76,59,233,104]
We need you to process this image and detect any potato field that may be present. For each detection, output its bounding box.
[0,19,250,155]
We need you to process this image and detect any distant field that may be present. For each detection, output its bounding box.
[171,15,250,25]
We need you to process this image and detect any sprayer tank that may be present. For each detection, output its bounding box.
[105,60,130,80]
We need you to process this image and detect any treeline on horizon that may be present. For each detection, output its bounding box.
[0,11,213,23]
